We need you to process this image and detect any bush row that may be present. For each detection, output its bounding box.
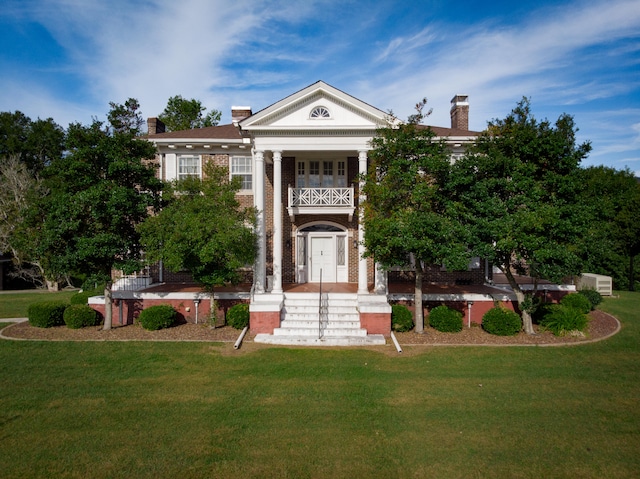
[28,302,99,329]
[390,290,599,337]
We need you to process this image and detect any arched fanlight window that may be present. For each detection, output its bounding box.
[310,106,331,119]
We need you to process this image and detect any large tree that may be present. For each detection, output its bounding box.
[138,162,257,319]
[157,95,222,132]
[578,166,640,290]
[0,111,64,174]
[31,102,162,328]
[0,155,60,289]
[451,98,591,334]
[362,100,470,333]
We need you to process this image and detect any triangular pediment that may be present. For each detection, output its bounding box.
[240,81,389,131]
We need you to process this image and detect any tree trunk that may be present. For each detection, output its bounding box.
[45,279,59,292]
[503,269,535,334]
[103,283,113,330]
[414,263,424,334]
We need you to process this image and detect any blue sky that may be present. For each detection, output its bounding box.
[1,0,639,173]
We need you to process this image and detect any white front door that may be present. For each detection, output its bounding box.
[310,236,335,282]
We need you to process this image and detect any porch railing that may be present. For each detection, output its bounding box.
[289,187,354,207]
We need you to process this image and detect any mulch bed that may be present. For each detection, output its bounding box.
[1,310,619,348]
[393,310,619,346]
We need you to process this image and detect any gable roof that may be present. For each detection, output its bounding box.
[240,80,390,130]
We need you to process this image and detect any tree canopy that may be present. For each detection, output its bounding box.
[451,98,591,333]
[0,111,64,174]
[139,162,257,298]
[157,95,222,132]
[362,100,469,332]
[578,166,640,290]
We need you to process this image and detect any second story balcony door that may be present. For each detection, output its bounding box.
[297,160,347,188]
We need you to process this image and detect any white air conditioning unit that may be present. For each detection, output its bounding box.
[578,273,612,296]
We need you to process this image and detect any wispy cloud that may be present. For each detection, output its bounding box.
[0,0,638,171]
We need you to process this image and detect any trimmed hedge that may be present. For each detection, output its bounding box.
[70,289,102,305]
[539,304,588,336]
[577,289,602,310]
[28,301,68,328]
[226,303,250,329]
[560,293,592,314]
[138,305,176,331]
[428,305,463,333]
[63,304,99,329]
[482,307,521,336]
[391,304,414,332]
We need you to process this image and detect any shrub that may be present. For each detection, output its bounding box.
[560,293,592,314]
[539,304,588,336]
[63,304,99,329]
[138,305,176,331]
[482,307,521,336]
[28,301,68,328]
[577,289,602,310]
[428,305,463,333]
[226,303,250,329]
[391,304,414,332]
[70,289,102,305]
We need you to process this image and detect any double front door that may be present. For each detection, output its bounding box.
[310,236,335,282]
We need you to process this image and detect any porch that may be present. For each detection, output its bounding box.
[91,275,574,339]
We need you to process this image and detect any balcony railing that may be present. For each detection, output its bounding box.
[287,187,355,220]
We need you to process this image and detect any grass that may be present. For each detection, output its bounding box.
[0,292,638,478]
[0,290,77,318]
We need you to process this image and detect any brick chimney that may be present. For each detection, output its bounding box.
[450,95,469,131]
[147,117,166,135]
[232,106,252,126]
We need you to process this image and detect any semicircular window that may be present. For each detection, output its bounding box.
[301,224,343,232]
[310,106,331,119]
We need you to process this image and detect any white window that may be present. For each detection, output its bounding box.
[296,159,347,188]
[231,156,252,191]
[178,155,200,180]
[310,106,331,119]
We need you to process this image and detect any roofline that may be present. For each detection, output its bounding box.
[240,80,390,129]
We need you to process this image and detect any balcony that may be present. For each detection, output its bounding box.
[287,187,355,220]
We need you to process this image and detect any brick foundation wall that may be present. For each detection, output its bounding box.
[360,312,391,336]
[250,311,281,334]
[90,297,248,326]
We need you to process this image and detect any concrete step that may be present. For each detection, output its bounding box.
[279,319,361,328]
[282,305,358,315]
[273,327,368,337]
[254,333,387,346]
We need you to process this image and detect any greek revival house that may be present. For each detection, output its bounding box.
[145,81,481,345]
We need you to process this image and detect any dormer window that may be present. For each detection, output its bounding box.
[310,106,331,119]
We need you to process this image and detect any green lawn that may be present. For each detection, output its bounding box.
[0,289,77,318]
[0,292,638,478]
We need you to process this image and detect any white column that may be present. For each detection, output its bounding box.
[254,150,266,293]
[374,262,388,294]
[358,150,368,294]
[272,150,283,294]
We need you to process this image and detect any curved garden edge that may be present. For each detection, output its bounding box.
[394,310,620,347]
[0,310,621,348]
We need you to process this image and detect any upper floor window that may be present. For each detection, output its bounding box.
[178,155,200,180]
[310,106,331,119]
[231,156,252,191]
[296,159,347,188]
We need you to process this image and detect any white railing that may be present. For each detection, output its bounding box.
[288,187,354,207]
[112,274,151,292]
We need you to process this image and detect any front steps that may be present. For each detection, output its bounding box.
[254,292,386,346]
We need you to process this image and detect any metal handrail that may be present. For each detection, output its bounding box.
[318,269,323,339]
